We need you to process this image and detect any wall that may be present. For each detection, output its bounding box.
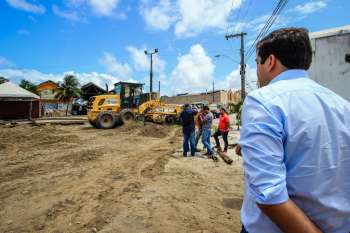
[308,32,350,101]
[161,91,228,105]
[37,82,58,100]
[0,100,40,119]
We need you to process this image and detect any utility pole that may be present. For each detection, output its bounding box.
[225,32,247,101]
[158,80,160,99]
[212,80,215,103]
[144,48,158,100]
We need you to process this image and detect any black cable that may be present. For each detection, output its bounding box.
[245,0,288,61]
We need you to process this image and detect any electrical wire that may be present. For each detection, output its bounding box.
[245,0,288,61]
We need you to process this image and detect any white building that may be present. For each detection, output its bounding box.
[308,25,350,101]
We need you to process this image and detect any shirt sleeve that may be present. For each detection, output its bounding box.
[239,95,288,205]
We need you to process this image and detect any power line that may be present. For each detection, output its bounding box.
[245,0,285,59]
[245,0,288,61]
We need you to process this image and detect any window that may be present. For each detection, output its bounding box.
[106,99,117,104]
[98,98,105,106]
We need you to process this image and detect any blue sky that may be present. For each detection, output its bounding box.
[0,0,349,96]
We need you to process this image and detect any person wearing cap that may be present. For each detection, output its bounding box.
[179,103,196,157]
[213,107,230,153]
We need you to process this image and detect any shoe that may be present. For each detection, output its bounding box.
[203,152,209,156]
[223,149,227,153]
[214,145,220,149]
[183,154,187,157]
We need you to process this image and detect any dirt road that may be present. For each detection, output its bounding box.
[0,122,244,233]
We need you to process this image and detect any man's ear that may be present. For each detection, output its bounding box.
[266,54,277,72]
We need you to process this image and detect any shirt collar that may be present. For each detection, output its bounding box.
[269,69,309,85]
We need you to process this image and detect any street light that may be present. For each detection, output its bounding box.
[214,54,239,64]
[144,48,158,100]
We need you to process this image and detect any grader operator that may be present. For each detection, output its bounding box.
[87,82,182,129]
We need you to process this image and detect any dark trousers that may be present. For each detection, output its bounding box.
[240,225,249,233]
[183,131,196,156]
[213,130,229,151]
[195,128,202,147]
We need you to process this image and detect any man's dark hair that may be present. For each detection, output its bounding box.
[203,105,210,111]
[256,27,312,70]
[183,103,190,109]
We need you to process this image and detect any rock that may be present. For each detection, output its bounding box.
[7,220,13,225]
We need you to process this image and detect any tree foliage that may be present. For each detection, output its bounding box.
[19,79,38,94]
[55,75,81,116]
[0,76,9,84]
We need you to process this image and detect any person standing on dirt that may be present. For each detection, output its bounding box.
[213,107,230,153]
[194,108,203,151]
[237,27,350,233]
[201,106,213,156]
[180,103,196,157]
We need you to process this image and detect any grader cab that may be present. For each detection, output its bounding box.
[87,82,182,129]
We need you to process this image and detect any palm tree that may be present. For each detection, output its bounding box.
[55,75,81,116]
[19,79,38,94]
[0,76,8,84]
[232,100,243,130]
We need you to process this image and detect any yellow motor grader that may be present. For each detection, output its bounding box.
[87,82,182,129]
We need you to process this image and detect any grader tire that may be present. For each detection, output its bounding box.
[96,112,116,129]
[88,120,98,128]
[120,110,135,124]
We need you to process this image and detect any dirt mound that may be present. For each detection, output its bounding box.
[118,122,170,138]
[0,125,80,147]
[137,123,169,138]
[118,121,141,133]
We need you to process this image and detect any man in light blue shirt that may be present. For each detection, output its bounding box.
[237,28,350,233]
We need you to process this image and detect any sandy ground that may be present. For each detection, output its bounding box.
[0,119,244,233]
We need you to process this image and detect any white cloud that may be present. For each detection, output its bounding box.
[52,5,83,22]
[140,0,178,30]
[295,1,326,14]
[171,44,214,93]
[65,0,121,17]
[126,46,168,92]
[126,46,166,73]
[0,57,13,68]
[99,52,133,80]
[88,0,119,16]
[6,0,45,14]
[223,64,257,92]
[126,46,149,70]
[0,68,124,90]
[140,0,242,37]
[175,0,241,37]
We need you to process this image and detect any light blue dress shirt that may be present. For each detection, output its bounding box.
[239,69,350,233]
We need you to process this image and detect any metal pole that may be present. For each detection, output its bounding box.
[240,33,246,101]
[158,80,160,99]
[145,48,158,101]
[150,54,153,96]
[225,32,247,102]
[212,80,215,103]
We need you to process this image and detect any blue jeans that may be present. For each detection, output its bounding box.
[201,128,213,155]
[183,131,196,156]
